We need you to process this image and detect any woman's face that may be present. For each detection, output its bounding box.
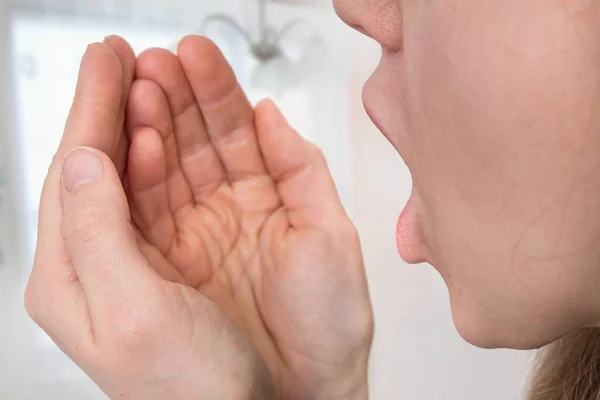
[334,0,600,349]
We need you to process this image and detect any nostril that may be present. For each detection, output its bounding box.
[351,24,372,39]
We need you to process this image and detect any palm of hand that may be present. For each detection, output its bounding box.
[125,37,373,398]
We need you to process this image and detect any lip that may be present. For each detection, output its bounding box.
[396,193,432,265]
[362,75,390,143]
[362,72,434,266]
[361,65,403,154]
[363,99,387,140]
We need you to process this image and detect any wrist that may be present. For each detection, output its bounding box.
[345,381,369,400]
[310,368,369,400]
[319,379,369,400]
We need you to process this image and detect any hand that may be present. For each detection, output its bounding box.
[125,35,374,399]
[25,37,276,400]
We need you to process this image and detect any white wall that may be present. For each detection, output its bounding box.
[336,20,533,400]
[0,0,10,263]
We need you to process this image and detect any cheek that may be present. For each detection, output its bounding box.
[407,1,600,241]
[403,0,600,345]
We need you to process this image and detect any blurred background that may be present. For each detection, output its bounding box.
[0,0,531,398]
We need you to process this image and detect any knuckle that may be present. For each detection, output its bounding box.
[306,140,326,160]
[63,205,105,246]
[24,282,41,323]
[314,146,326,161]
[342,220,361,243]
[305,140,325,158]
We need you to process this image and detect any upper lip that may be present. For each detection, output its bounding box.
[362,65,410,163]
[363,102,387,141]
[362,73,396,150]
[362,77,385,136]
[361,56,392,139]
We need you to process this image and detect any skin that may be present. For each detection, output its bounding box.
[26,0,600,398]
[25,36,372,399]
[126,37,373,399]
[334,0,600,349]
[25,38,273,400]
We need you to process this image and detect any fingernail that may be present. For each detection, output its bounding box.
[63,147,103,191]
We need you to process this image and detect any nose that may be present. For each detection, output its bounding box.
[333,0,403,52]
[333,0,370,38]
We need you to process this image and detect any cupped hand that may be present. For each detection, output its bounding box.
[25,37,276,400]
[125,35,374,399]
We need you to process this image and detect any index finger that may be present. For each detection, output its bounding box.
[54,42,125,162]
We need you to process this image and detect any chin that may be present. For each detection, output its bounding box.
[450,311,504,350]
[448,297,560,351]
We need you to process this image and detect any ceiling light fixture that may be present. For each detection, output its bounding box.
[199,0,325,94]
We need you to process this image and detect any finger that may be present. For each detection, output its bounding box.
[177,36,268,182]
[135,48,227,200]
[103,35,136,177]
[126,78,193,214]
[56,43,124,160]
[128,126,176,254]
[60,147,159,322]
[255,99,348,230]
[26,43,126,350]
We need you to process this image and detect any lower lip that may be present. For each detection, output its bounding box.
[396,196,413,260]
[396,195,431,265]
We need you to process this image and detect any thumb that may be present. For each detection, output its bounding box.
[60,146,156,316]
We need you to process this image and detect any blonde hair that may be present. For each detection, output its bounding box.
[528,328,600,400]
